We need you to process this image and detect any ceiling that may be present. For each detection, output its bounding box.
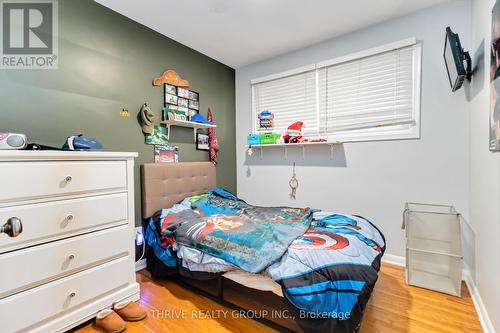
[95,0,450,68]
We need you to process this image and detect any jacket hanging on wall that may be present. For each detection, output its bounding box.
[207,108,218,165]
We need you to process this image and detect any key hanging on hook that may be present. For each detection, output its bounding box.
[289,162,299,200]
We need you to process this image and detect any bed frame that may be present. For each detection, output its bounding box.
[141,162,363,333]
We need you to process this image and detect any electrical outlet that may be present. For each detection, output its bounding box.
[135,226,144,246]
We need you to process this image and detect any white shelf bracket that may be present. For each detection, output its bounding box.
[284,146,288,159]
[329,144,334,159]
[260,147,263,159]
[166,124,171,141]
[193,128,198,141]
[302,145,306,159]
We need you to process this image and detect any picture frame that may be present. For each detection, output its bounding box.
[177,106,189,114]
[167,112,176,120]
[178,97,189,108]
[165,94,178,105]
[188,90,199,101]
[174,112,187,121]
[175,107,188,121]
[196,133,210,150]
[177,87,190,99]
[164,84,177,96]
[162,83,200,122]
[188,100,199,110]
[154,145,179,163]
[145,125,169,145]
[163,104,178,120]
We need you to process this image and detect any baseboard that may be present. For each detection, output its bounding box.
[463,270,496,333]
[381,253,405,267]
[135,259,147,272]
[381,253,495,333]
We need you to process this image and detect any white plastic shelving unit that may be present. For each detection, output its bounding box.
[403,203,462,296]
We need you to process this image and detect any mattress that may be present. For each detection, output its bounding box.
[222,270,284,297]
[177,244,283,296]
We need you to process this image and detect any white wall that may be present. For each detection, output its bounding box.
[470,0,500,331]
[236,0,471,260]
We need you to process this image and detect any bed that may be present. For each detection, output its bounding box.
[141,162,385,333]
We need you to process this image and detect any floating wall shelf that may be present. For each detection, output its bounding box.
[160,119,216,141]
[246,141,342,159]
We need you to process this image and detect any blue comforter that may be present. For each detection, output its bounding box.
[163,188,313,273]
[267,213,384,321]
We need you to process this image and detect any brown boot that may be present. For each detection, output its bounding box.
[95,309,126,333]
[114,301,147,321]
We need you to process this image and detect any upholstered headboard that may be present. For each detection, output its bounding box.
[141,162,216,218]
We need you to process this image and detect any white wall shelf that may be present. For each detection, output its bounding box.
[160,119,216,141]
[246,141,341,159]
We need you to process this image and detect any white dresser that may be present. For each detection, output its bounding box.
[0,151,140,333]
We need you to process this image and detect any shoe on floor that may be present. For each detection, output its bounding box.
[95,309,126,333]
[114,300,147,321]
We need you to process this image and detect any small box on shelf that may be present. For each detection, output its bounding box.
[247,134,260,145]
[259,133,281,145]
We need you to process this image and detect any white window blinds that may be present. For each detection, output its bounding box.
[251,39,420,141]
[252,69,318,134]
[318,45,416,135]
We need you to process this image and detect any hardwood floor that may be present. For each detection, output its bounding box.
[73,263,482,333]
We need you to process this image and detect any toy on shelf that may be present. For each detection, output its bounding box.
[247,134,260,145]
[283,121,304,143]
[258,111,274,130]
[260,133,281,145]
[304,138,328,143]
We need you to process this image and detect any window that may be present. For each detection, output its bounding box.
[252,65,318,134]
[251,38,421,142]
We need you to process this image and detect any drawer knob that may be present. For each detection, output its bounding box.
[65,175,73,182]
[66,214,74,221]
[0,217,23,237]
[69,292,76,298]
[68,254,75,260]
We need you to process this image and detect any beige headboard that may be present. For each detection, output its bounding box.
[141,162,216,218]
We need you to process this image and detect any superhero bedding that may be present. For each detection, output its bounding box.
[145,188,385,333]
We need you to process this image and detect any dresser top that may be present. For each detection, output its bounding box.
[0,150,138,161]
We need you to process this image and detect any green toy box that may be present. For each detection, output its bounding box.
[259,133,281,145]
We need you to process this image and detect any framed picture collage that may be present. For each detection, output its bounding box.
[163,84,200,122]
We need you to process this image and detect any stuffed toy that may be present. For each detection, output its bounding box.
[283,121,304,143]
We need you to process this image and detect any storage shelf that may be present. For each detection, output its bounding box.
[407,268,461,296]
[404,202,462,297]
[160,119,216,140]
[246,141,342,159]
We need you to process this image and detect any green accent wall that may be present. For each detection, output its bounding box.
[0,0,236,225]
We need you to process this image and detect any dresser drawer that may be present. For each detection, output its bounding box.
[0,257,130,333]
[0,226,130,298]
[0,193,128,253]
[0,161,127,203]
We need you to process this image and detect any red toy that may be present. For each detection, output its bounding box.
[283,121,304,143]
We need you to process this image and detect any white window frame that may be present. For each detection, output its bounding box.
[250,38,422,143]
